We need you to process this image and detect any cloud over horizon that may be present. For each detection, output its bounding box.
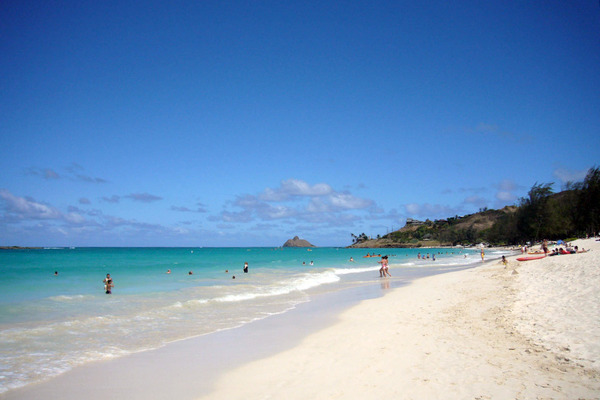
[218,179,375,226]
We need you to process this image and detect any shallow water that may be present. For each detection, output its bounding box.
[0,246,507,393]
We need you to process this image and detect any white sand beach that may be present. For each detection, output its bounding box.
[5,239,599,400]
[203,238,600,399]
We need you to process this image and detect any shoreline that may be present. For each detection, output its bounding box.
[3,240,599,399]
[2,271,404,399]
[0,247,485,397]
[203,238,600,399]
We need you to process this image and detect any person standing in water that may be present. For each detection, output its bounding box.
[103,273,113,294]
[378,255,391,277]
[243,262,249,273]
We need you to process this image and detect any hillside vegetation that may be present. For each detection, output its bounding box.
[350,166,599,248]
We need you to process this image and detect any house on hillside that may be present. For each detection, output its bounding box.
[405,218,425,227]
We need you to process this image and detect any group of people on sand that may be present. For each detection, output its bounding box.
[523,239,588,257]
[549,245,585,256]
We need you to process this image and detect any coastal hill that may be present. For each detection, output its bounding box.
[349,206,518,248]
[283,236,315,247]
[356,168,600,248]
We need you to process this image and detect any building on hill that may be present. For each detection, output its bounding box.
[405,218,425,227]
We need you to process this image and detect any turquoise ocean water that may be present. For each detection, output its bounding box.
[0,246,510,393]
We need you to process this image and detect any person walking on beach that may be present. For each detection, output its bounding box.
[480,248,485,262]
[378,255,391,277]
[103,273,113,294]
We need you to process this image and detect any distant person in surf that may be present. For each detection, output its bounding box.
[103,273,113,294]
[243,262,249,273]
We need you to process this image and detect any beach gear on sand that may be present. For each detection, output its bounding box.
[516,255,546,261]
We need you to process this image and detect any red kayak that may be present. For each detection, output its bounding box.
[517,255,546,261]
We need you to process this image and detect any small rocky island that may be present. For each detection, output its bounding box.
[282,236,315,247]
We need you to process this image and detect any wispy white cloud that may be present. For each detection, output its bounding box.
[463,195,488,209]
[553,167,588,185]
[171,202,207,213]
[329,192,373,209]
[217,178,375,226]
[470,122,532,143]
[0,189,194,246]
[125,193,163,203]
[259,179,333,201]
[0,189,88,226]
[492,179,524,207]
[26,164,107,183]
[102,195,121,203]
[0,189,62,221]
[24,167,60,180]
[102,193,163,204]
[75,174,108,184]
[495,191,515,202]
[404,202,461,218]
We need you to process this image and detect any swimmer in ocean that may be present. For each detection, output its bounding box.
[103,273,113,294]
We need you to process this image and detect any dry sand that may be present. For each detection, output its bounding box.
[202,238,600,399]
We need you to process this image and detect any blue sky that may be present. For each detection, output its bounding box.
[1,1,599,247]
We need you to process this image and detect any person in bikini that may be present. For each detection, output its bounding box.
[378,255,391,277]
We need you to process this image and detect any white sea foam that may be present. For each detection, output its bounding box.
[48,294,90,302]
[171,298,209,309]
[333,266,380,275]
[215,271,340,303]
